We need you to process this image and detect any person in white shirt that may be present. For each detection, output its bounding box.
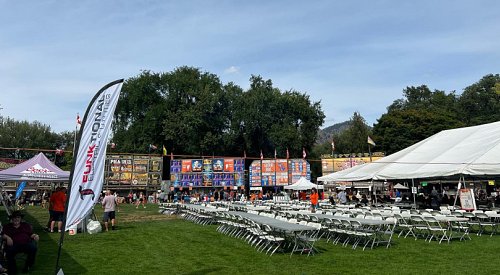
[337,190,347,204]
[102,190,118,231]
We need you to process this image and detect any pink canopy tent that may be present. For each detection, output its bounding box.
[0,153,70,181]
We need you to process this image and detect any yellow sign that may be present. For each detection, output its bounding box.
[321,156,383,175]
[488,180,495,186]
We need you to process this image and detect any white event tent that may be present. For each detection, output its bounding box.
[284,177,323,190]
[318,121,500,182]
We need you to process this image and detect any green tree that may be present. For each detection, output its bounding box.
[112,70,165,153]
[161,67,230,156]
[112,70,325,159]
[0,116,58,159]
[312,112,372,157]
[373,84,464,155]
[53,130,77,169]
[337,112,371,154]
[458,74,500,125]
[236,75,324,158]
[373,109,463,154]
[220,82,246,156]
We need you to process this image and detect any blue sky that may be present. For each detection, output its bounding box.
[1,1,499,133]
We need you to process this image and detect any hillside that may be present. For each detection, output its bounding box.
[316,120,374,144]
[316,121,351,144]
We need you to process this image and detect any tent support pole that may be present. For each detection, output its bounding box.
[453,175,463,209]
[412,178,416,209]
[372,180,377,206]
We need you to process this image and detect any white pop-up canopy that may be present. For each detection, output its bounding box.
[318,120,500,182]
[284,177,323,190]
[393,183,409,190]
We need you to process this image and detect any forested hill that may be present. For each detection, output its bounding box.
[316,121,350,144]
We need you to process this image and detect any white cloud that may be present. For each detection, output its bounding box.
[224,66,240,75]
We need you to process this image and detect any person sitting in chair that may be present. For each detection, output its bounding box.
[1,210,39,274]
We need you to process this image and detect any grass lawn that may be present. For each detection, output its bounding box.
[2,203,499,274]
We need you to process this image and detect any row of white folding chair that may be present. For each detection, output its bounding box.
[423,216,450,244]
[291,222,322,257]
[259,212,276,218]
[217,214,245,237]
[326,216,396,250]
[241,220,287,256]
[373,217,397,249]
[326,218,376,250]
[182,210,214,225]
[463,212,498,236]
[406,215,455,243]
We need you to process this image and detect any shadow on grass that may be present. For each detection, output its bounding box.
[0,209,86,274]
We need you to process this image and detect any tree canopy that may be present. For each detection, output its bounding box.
[1,70,498,170]
[0,117,58,158]
[372,74,500,154]
[111,67,325,158]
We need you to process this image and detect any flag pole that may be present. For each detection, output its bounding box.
[288,157,291,186]
[72,124,77,156]
[368,144,372,162]
[260,150,263,194]
[274,149,277,194]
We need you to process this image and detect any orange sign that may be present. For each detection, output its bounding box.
[261,160,276,173]
[182,160,192,172]
[224,159,234,172]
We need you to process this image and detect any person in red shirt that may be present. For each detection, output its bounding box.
[310,187,319,213]
[50,187,67,233]
[2,211,39,273]
[299,191,307,201]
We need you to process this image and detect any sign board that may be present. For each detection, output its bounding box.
[488,180,495,186]
[321,156,383,174]
[170,158,244,188]
[421,182,428,187]
[249,159,310,187]
[459,188,476,211]
[411,187,417,194]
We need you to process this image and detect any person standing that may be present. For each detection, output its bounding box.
[45,187,57,232]
[2,211,39,273]
[310,187,319,213]
[337,189,347,204]
[136,192,146,208]
[49,187,67,233]
[41,191,48,208]
[329,194,336,205]
[127,191,133,204]
[102,190,118,231]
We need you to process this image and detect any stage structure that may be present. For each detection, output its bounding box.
[249,159,310,187]
[170,158,245,189]
[104,154,163,190]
